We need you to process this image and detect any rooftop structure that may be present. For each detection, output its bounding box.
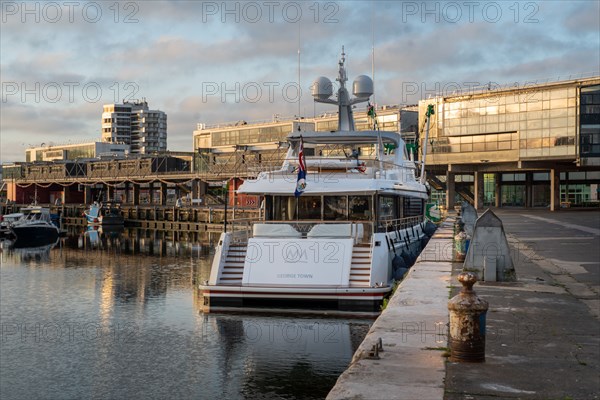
[25,142,130,162]
[192,105,416,175]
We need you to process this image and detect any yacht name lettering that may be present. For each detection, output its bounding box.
[276,273,314,279]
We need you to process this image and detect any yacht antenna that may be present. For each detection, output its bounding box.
[420,104,435,184]
[311,47,372,131]
[297,21,301,120]
[336,47,353,130]
[371,5,375,107]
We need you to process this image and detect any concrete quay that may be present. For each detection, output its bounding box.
[328,209,600,400]
[327,218,456,400]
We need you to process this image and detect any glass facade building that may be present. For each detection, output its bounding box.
[191,107,405,174]
[580,85,600,159]
[419,77,600,209]
[25,142,130,162]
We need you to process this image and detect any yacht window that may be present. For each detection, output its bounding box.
[298,196,322,220]
[273,196,297,221]
[349,196,372,221]
[324,196,348,220]
[264,196,273,220]
[397,197,405,218]
[403,197,424,217]
[378,196,397,220]
[303,147,315,157]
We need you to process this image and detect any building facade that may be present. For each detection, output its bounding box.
[102,100,167,154]
[25,142,130,162]
[192,106,413,175]
[418,76,600,210]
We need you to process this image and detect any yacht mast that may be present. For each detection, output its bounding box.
[312,48,373,132]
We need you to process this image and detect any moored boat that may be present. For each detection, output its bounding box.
[10,206,60,248]
[0,212,24,238]
[85,202,124,226]
[199,50,430,314]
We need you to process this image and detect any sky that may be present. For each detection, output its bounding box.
[1,0,599,163]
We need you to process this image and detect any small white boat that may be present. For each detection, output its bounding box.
[10,207,60,248]
[84,202,124,226]
[199,50,430,314]
[0,212,24,238]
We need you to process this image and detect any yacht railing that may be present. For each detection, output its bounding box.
[227,215,424,243]
[272,157,416,180]
[377,215,424,233]
[226,217,255,243]
[227,219,374,245]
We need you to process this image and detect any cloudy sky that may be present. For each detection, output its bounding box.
[1,0,599,162]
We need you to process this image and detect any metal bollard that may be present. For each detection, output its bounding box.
[453,218,464,235]
[448,272,489,362]
[454,231,467,262]
[453,218,466,262]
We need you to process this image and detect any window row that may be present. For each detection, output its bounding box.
[267,195,423,223]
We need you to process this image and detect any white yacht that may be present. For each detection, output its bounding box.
[200,50,429,314]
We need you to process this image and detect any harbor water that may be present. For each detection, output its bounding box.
[0,228,371,399]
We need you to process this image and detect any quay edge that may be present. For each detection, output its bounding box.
[327,218,455,400]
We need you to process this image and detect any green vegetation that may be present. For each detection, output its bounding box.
[380,280,401,311]
[424,347,451,358]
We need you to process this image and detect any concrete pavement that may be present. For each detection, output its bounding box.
[493,209,600,318]
[328,209,600,400]
[446,209,600,400]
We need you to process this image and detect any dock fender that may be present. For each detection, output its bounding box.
[392,254,407,277]
[393,266,409,280]
[400,250,414,267]
[424,221,437,237]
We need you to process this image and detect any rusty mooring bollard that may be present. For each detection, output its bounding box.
[453,218,466,262]
[448,272,489,362]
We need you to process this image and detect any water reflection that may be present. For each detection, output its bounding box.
[206,315,370,399]
[1,239,57,263]
[63,226,218,258]
[0,228,371,399]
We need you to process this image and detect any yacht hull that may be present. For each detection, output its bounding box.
[199,285,391,315]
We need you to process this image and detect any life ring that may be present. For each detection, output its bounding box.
[358,162,367,173]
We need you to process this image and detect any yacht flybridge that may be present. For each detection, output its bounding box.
[199,49,429,314]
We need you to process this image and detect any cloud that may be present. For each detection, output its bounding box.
[1,0,599,163]
[563,1,600,34]
[0,101,100,162]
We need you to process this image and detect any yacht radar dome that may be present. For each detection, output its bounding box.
[311,76,333,100]
[311,48,373,131]
[352,75,373,99]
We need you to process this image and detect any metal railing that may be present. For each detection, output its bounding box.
[427,72,599,99]
[227,215,425,244]
[377,215,424,233]
[227,219,375,245]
